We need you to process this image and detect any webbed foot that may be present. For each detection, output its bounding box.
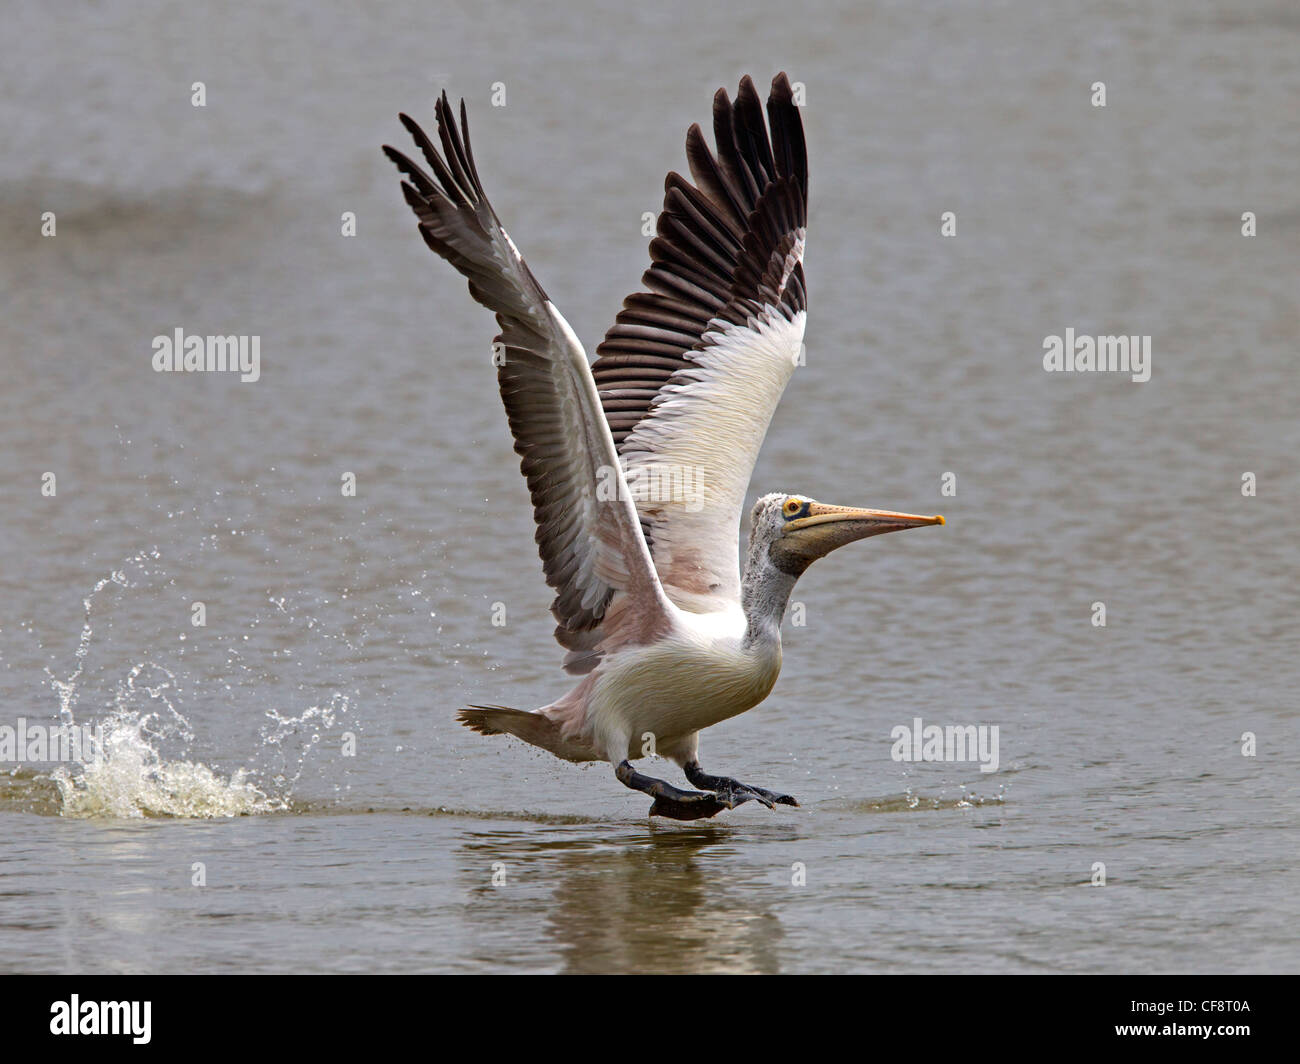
[685,761,800,810]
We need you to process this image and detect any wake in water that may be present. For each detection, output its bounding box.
[14,555,353,819]
[853,787,1007,813]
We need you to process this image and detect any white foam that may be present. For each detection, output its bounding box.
[50,710,281,819]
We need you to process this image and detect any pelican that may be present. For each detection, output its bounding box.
[384,73,943,820]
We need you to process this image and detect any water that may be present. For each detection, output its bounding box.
[1,0,1297,973]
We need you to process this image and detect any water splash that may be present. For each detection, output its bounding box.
[32,559,351,820]
[47,659,280,818]
[51,719,279,819]
[853,786,1007,814]
[46,567,131,731]
[261,693,351,796]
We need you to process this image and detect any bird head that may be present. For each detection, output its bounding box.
[750,492,944,577]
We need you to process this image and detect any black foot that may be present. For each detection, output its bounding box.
[684,761,800,810]
[617,760,728,821]
[648,792,727,821]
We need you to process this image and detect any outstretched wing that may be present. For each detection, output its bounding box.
[592,72,808,614]
[384,95,674,661]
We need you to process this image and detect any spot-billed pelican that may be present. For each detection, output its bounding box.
[384,73,943,820]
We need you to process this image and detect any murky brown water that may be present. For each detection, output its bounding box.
[1,0,1296,972]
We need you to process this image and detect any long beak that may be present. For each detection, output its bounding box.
[781,502,944,565]
[786,503,945,533]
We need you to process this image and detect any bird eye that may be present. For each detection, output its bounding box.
[783,498,803,517]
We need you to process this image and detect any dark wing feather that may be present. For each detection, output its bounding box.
[590,73,809,612]
[384,95,671,657]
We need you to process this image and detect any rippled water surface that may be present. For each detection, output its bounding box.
[1,0,1296,973]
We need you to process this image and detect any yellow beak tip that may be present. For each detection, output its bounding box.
[936,515,945,525]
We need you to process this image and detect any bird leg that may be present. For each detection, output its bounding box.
[684,760,799,810]
[616,760,727,821]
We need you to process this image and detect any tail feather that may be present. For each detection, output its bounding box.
[457,705,598,762]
